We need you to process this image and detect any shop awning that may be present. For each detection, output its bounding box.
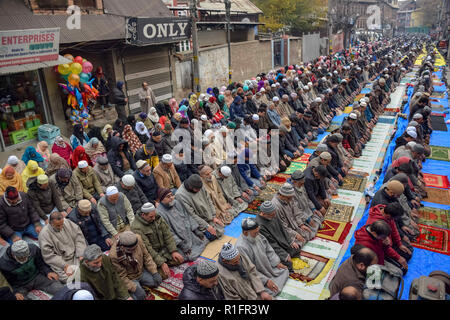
[0,55,72,76]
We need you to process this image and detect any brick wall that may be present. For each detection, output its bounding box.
[230,40,272,82]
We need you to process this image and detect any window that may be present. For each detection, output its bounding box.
[36,0,67,9]
[176,39,191,53]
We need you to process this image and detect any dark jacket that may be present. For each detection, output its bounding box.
[0,244,52,288]
[150,137,168,159]
[133,170,160,203]
[0,193,41,239]
[371,187,400,208]
[51,282,96,300]
[329,255,366,297]
[303,166,327,210]
[107,136,137,178]
[67,204,109,244]
[175,163,199,183]
[116,182,149,213]
[26,176,64,220]
[112,87,127,106]
[230,96,245,120]
[178,265,224,300]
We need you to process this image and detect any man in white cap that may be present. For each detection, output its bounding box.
[200,114,211,132]
[6,155,26,174]
[271,183,315,247]
[0,239,63,300]
[97,186,135,238]
[27,174,66,223]
[394,128,417,151]
[39,211,87,283]
[153,154,181,193]
[116,174,148,214]
[214,165,248,214]
[217,242,272,300]
[236,218,289,297]
[156,188,208,262]
[109,230,161,300]
[73,160,104,205]
[131,201,184,279]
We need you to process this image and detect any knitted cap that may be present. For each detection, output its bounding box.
[141,202,155,213]
[78,199,91,211]
[291,170,305,181]
[349,113,357,120]
[279,183,295,197]
[220,242,239,261]
[162,154,172,163]
[252,114,260,121]
[11,240,29,259]
[406,130,417,138]
[241,217,259,231]
[316,144,328,152]
[57,168,72,179]
[119,231,138,247]
[412,113,423,120]
[157,188,172,202]
[72,290,94,300]
[319,151,332,160]
[412,144,425,154]
[121,174,135,187]
[106,186,118,196]
[136,160,148,170]
[186,174,203,189]
[5,186,19,200]
[97,156,108,165]
[200,115,208,121]
[196,260,219,279]
[7,156,19,165]
[260,201,276,213]
[37,174,48,185]
[387,180,405,195]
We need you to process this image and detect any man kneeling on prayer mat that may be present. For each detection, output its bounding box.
[39,211,86,283]
[131,202,184,280]
[76,244,132,300]
[236,218,289,296]
[217,242,272,300]
[109,231,162,300]
[272,183,316,247]
[179,259,225,300]
[214,165,249,215]
[156,188,208,261]
[256,201,301,273]
[291,170,324,230]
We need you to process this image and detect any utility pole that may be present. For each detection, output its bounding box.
[225,0,232,84]
[190,0,201,94]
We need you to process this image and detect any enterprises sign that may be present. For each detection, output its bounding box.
[126,17,191,45]
[0,28,60,68]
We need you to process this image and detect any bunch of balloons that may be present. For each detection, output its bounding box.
[56,54,98,128]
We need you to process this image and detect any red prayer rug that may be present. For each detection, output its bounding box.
[411,224,449,255]
[293,153,311,164]
[269,175,288,184]
[245,198,264,214]
[423,173,450,189]
[315,220,352,244]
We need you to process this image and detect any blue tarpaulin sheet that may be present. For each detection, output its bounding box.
[422,159,450,174]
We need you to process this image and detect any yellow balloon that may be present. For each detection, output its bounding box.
[70,62,82,75]
[58,63,71,75]
[68,73,80,86]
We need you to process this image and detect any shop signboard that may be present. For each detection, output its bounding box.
[332,32,344,54]
[0,28,60,68]
[126,17,191,45]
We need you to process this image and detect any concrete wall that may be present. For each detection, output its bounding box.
[302,33,321,63]
[198,44,229,91]
[174,58,193,100]
[230,39,272,83]
[199,30,227,47]
[288,38,302,66]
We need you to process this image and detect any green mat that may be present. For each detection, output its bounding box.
[418,207,450,229]
[284,162,307,175]
[429,145,450,162]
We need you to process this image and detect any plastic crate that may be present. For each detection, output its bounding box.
[38,124,60,145]
[0,121,6,130]
[33,118,41,127]
[10,129,30,144]
[19,103,27,111]
[28,126,39,139]
[25,120,34,129]
[26,100,35,109]
[10,119,25,131]
[11,105,20,113]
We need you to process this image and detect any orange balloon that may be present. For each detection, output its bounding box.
[68,73,80,86]
[64,54,74,61]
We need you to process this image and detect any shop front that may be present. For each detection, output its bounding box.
[0,28,70,151]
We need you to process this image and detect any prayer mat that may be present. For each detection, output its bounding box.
[289,251,334,285]
[354,94,365,102]
[324,203,354,223]
[343,106,353,114]
[293,153,311,164]
[315,220,352,244]
[431,105,445,112]
[326,124,341,133]
[411,224,449,255]
[245,198,264,214]
[431,93,447,99]
[145,287,173,300]
[341,174,367,192]
[431,112,445,117]
[347,169,369,177]
[430,115,448,131]
[307,140,320,149]
[256,182,282,201]
[423,173,450,189]
[284,161,307,175]
[429,145,450,162]
[417,207,450,229]
[26,290,52,300]
[158,259,200,298]
[201,236,237,261]
[423,187,450,205]
[377,117,396,124]
[268,175,288,184]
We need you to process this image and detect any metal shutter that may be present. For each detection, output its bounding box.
[123,45,173,113]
